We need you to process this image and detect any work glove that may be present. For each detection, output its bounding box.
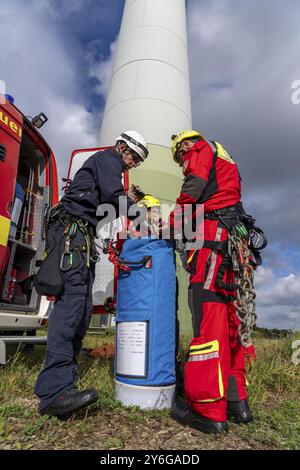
[127,184,145,203]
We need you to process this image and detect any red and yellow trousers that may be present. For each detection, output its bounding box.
[184,219,255,422]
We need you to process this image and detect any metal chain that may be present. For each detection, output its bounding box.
[228,231,257,347]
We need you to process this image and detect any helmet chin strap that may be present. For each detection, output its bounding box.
[116,142,130,162]
[116,141,125,152]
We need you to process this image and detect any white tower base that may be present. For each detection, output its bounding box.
[114,380,176,410]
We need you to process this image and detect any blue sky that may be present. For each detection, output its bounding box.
[1,0,300,329]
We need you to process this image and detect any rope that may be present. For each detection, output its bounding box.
[102,239,131,272]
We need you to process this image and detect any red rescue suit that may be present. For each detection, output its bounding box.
[170,139,255,422]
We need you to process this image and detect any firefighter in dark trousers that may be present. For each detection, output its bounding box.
[35,131,149,417]
[168,130,255,434]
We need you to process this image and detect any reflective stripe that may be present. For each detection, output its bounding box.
[198,398,220,403]
[0,215,10,246]
[218,362,224,397]
[203,227,223,289]
[189,352,219,361]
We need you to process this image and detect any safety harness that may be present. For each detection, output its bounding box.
[45,202,99,270]
[202,205,267,348]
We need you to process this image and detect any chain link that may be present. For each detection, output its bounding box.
[228,231,257,347]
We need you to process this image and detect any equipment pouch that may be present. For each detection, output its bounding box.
[237,206,267,250]
[237,206,268,265]
[249,226,268,251]
[34,237,65,297]
[184,339,224,403]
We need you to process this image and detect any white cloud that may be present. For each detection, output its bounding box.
[42,101,98,180]
[189,1,229,44]
[0,0,98,184]
[88,39,118,98]
[256,268,300,307]
[255,267,300,329]
[34,0,86,18]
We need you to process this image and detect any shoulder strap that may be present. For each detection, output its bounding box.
[210,140,243,182]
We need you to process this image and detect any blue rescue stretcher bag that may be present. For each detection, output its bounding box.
[115,238,176,387]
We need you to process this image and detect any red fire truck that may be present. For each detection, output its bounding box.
[0,96,119,342]
[0,96,59,336]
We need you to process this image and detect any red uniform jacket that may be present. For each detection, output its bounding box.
[169,139,241,230]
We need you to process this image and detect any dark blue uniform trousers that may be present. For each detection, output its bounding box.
[34,220,95,412]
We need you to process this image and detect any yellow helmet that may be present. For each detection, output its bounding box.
[137,195,161,209]
[171,130,203,163]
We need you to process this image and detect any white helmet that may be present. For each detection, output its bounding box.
[116,130,148,162]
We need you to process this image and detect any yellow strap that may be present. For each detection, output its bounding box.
[176,351,182,362]
[218,362,224,397]
[24,188,38,197]
[0,216,11,246]
[187,251,196,265]
[190,339,219,354]
[86,237,90,268]
[215,141,235,164]
[200,364,224,402]
[197,397,222,403]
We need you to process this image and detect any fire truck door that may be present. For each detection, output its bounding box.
[0,103,22,277]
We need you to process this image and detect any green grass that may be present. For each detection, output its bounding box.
[0,329,299,449]
[241,330,300,450]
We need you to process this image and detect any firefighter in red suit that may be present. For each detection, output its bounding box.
[169,130,255,434]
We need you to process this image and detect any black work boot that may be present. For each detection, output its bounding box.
[171,400,228,434]
[40,388,99,418]
[227,399,253,424]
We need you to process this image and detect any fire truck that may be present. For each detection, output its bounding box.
[0,96,118,348]
[0,96,59,337]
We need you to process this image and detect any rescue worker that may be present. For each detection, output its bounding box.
[168,130,255,434]
[34,130,149,417]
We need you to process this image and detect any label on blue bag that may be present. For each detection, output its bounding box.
[116,321,148,377]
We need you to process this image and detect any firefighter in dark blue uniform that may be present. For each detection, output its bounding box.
[35,131,149,417]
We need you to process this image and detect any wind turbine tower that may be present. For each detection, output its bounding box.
[99,0,193,407]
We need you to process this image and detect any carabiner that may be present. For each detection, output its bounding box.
[60,252,73,271]
[60,248,81,271]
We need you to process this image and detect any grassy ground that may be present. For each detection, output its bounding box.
[0,329,299,450]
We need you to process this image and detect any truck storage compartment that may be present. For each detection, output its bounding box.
[0,131,48,312]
